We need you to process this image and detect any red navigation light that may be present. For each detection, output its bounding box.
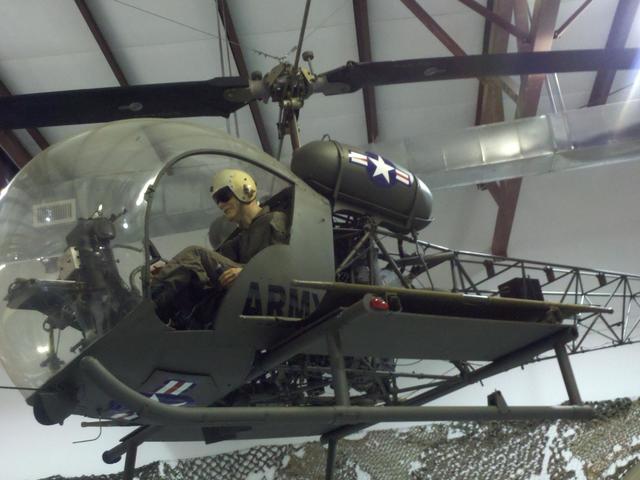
[369,296,389,311]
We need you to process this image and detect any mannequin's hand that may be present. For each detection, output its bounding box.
[150,260,166,276]
[219,267,243,288]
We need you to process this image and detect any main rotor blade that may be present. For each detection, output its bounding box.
[319,49,640,93]
[0,76,249,129]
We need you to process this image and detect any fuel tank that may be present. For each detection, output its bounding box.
[291,140,433,233]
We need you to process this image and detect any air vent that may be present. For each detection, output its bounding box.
[33,199,76,227]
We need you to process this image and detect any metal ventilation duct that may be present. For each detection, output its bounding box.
[367,99,640,190]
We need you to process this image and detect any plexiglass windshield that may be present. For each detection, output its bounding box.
[0,119,290,392]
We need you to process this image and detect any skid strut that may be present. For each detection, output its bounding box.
[123,444,137,480]
[325,329,350,480]
[555,343,583,405]
[102,425,162,480]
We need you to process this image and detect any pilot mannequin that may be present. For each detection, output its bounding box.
[150,169,289,328]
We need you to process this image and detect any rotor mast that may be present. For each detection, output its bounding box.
[277,0,312,154]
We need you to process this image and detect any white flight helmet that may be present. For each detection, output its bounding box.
[210,169,257,204]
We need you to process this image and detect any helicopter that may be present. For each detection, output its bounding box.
[0,117,611,480]
[0,3,639,480]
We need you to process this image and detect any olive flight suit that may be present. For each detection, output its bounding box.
[151,206,289,328]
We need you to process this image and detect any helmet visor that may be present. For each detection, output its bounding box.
[212,186,234,204]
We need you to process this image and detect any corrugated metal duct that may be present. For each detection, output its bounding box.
[366,99,640,189]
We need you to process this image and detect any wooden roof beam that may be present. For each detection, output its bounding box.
[353,0,379,144]
[76,0,274,155]
[554,0,594,39]
[490,0,560,257]
[475,0,514,126]
[0,80,49,152]
[514,0,559,117]
[217,0,273,155]
[400,0,466,55]
[75,0,128,87]
[400,0,518,102]
[0,129,32,169]
[587,0,640,107]
[0,80,41,168]
[490,178,521,257]
[0,148,18,187]
[398,0,527,257]
[474,0,495,127]
[476,1,513,216]
[458,0,528,41]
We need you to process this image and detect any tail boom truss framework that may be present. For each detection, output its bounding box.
[332,213,640,357]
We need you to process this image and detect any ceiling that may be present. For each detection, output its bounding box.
[0,0,639,254]
[1,0,638,157]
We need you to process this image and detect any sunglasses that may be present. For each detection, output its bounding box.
[212,187,234,204]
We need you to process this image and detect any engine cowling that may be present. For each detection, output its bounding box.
[291,140,433,233]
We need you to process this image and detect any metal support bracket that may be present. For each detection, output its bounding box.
[488,390,509,414]
[102,425,162,465]
[326,439,338,480]
[123,443,138,480]
[325,327,350,479]
[327,330,350,407]
[554,343,583,405]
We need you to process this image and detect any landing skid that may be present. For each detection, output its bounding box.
[89,295,591,480]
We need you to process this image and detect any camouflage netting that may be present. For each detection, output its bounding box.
[41,398,640,480]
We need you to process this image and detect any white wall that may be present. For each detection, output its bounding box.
[2,159,640,479]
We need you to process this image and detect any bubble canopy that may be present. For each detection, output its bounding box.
[0,119,293,392]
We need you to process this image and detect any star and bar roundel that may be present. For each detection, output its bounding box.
[348,150,413,188]
[108,379,196,421]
